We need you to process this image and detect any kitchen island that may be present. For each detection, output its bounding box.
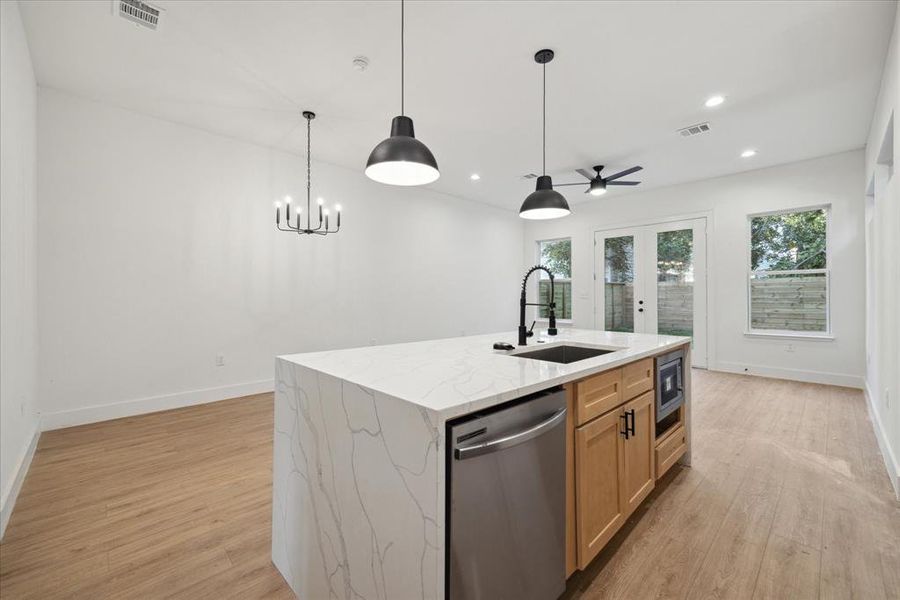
[272,329,691,600]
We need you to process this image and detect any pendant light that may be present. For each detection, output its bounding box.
[365,0,439,186]
[519,49,571,220]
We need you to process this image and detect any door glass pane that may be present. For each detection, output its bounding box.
[604,236,634,332]
[657,229,693,337]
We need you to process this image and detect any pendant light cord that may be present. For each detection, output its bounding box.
[401,0,405,116]
[542,62,546,176]
[306,115,311,226]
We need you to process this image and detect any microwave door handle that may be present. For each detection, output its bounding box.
[454,408,566,460]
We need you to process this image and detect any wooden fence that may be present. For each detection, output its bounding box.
[538,280,572,320]
[750,276,826,331]
[605,276,826,333]
[605,282,693,335]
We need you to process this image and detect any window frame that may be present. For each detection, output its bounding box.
[535,237,573,323]
[745,205,832,339]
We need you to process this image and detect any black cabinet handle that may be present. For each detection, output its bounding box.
[638,308,644,313]
[627,409,636,436]
[619,413,629,439]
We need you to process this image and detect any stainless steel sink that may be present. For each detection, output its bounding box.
[511,345,616,364]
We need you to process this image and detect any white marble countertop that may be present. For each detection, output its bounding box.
[278,328,689,421]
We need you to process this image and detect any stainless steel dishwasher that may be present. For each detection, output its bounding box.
[447,387,566,600]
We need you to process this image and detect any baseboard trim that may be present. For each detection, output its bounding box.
[864,383,900,501]
[39,379,274,431]
[713,361,864,389]
[0,426,40,540]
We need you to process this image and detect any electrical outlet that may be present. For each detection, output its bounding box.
[370,338,377,346]
[216,354,225,367]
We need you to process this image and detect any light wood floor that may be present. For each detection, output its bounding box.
[1,371,897,599]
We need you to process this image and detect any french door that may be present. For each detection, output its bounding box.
[594,218,708,367]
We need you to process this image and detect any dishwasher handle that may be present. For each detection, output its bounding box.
[454,408,566,460]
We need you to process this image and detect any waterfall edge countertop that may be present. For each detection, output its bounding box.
[277,328,690,421]
[272,328,691,600]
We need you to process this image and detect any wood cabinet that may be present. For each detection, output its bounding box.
[575,407,626,569]
[621,391,656,515]
[570,356,663,571]
[655,423,686,479]
[575,369,622,426]
[622,358,653,400]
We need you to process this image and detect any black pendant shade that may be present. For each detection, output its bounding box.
[365,116,440,186]
[365,0,439,186]
[519,48,570,220]
[520,175,572,220]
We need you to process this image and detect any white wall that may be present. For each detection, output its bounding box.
[864,6,900,498]
[523,151,867,388]
[0,0,40,537]
[36,88,523,428]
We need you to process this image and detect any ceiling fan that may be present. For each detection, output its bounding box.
[556,165,643,196]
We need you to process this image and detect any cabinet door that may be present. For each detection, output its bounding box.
[621,390,656,516]
[575,408,626,569]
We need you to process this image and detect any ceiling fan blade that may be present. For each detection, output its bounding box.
[554,182,586,187]
[575,168,594,180]
[605,166,643,181]
[606,181,641,186]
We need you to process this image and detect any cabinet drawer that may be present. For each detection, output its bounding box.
[655,424,686,479]
[622,358,653,400]
[575,368,622,426]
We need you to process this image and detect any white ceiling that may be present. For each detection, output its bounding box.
[19,1,896,211]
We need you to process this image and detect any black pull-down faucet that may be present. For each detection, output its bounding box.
[519,265,558,346]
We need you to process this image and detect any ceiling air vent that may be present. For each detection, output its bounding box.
[677,122,711,138]
[521,173,539,179]
[113,0,163,30]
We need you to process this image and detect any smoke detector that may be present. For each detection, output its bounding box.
[677,122,711,138]
[113,0,164,30]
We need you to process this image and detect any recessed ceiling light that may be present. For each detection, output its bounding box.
[741,149,757,158]
[704,95,725,108]
[470,173,481,181]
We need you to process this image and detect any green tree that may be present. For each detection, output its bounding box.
[605,237,633,282]
[657,229,693,279]
[540,239,571,278]
[751,209,826,270]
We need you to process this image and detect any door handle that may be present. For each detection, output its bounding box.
[619,413,629,439]
[454,408,566,460]
[627,409,636,437]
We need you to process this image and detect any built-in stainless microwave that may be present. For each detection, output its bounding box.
[655,348,684,422]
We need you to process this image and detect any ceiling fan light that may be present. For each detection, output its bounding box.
[519,175,571,219]
[366,116,440,186]
[589,179,607,196]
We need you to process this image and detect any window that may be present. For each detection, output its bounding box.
[537,238,572,320]
[748,207,829,334]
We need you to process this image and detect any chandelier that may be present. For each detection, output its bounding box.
[275,111,341,236]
